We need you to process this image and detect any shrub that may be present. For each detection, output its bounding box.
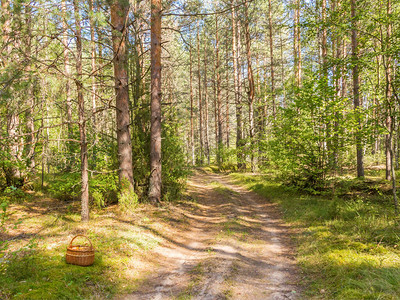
[89,173,119,207]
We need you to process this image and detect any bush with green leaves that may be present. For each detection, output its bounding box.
[46,173,81,201]
[161,121,189,201]
[268,75,342,191]
[90,173,119,208]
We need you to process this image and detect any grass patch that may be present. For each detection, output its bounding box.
[0,194,192,299]
[210,181,239,197]
[230,172,400,299]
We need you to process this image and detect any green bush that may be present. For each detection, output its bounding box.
[161,121,189,201]
[47,173,81,201]
[89,173,119,207]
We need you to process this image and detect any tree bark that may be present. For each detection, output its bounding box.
[189,36,195,166]
[149,0,162,203]
[73,0,89,221]
[231,1,244,170]
[244,0,255,172]
[197,26,204,165]
[111,0,135,196]
[268,0,276,119]
[351,0,364,177]
[89,0,98,163]
[61,0,74,170]
[332,0,340,172]
[385,0,393,181]
[225,37,230,148]
[203,35,210,164]
[24,4,35,173]
[294,0,301,88]
[215,14,223,166]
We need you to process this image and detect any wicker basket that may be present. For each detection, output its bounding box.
[66,235,95,266]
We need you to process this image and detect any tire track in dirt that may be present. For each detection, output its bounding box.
[121,170,301,299]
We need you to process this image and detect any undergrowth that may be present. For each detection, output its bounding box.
[230,172,400,299]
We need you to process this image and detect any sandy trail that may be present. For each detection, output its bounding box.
[122,170,301,299]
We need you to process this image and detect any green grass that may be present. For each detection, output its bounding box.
[0,198,165,299]
[210,181,239,197]
[230,172,400,299]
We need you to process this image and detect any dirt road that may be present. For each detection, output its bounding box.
[122,170,301,299]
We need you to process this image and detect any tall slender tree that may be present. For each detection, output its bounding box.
[73,0,89,221]
[111,0,135,196]
[351,0,364,177]
[149,0,162,203]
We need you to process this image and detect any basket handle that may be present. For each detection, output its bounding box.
[69,234,93,250]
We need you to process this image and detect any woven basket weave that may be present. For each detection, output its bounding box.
[66,235,95,266]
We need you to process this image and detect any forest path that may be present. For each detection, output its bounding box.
[121,170,301,299]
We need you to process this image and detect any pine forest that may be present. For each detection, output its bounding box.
[1,0,400,299]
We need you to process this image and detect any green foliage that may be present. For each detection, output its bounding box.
[231,172,400,299]
[267,74,354,192]
[89,173,119,208]
[118,187,139,211]
[3,185,26,200]
[46,173,81,201]
[0,199,9,252]
[161,121,189,201]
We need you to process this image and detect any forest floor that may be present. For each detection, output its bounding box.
[1,169,302,299]
[3,168,400,299]
[120,169,301,299]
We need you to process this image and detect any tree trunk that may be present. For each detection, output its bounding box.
[294,0,301,88]
[225,37,230,148]
[24,4,35,173]
[351,0,364,177]
[61,0,74,171]
[73,0,89,221]
[332,0,340,172]
[111,0,135,196]
[189,38,195,166]
[268,0,276,119]
[385,0,393,181]
[203,35,210,164]
[149,0,162,203]
[89,0,98,163]
[280,28,286,108]
[197,26,204,165]
[215,14,223,166]
[244,0,255,172]
[231,0,243,169]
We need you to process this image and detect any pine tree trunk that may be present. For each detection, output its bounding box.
[189,37,195,166]
[294,0,301,88]
[215,15,223,166]
[385,0,393,181]
[24,4,35,173]
[244,0,255,172]
[61,0,74,171]
[203,36,210,164]
[149,0,162,203]
[351,0,364,177]
[111,0,135,196]
[89,0,97,163]
[268,0,276,119]
[73,0,89,221]
[332,0,340,172]
[197,27,204,165]
[237,15,245,170]
[225,38,230,148]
